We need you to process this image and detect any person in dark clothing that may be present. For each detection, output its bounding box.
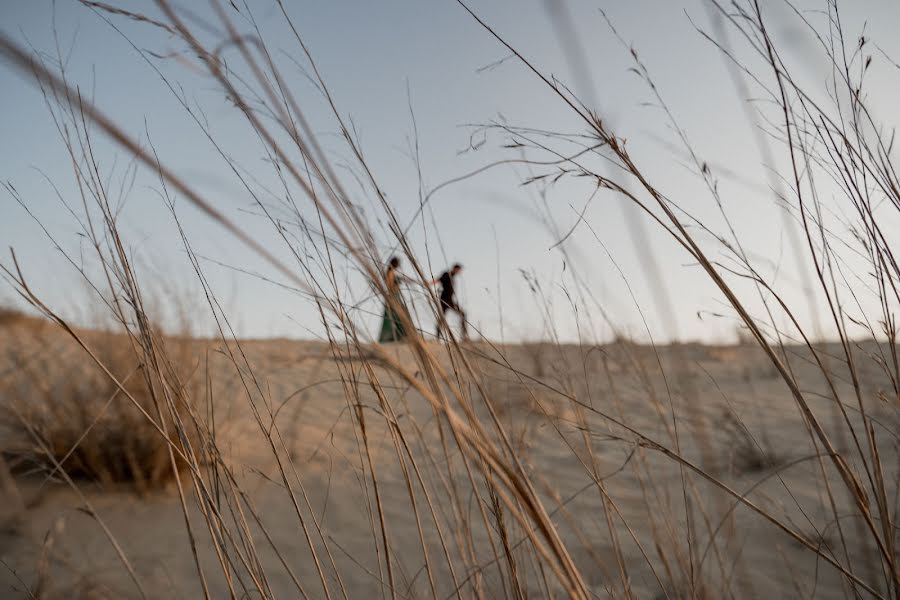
[432,263,466,340]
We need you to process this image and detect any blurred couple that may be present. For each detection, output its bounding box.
[378,257,467,343]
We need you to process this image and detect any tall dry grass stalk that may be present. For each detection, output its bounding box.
[0,0,897,598]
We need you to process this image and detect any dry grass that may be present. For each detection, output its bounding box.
[0,328,201,494]
[0,0,898,598]
[0,308,46,330]
[718,407,782,476]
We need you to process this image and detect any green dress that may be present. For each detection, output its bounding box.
[378,269,407,343]
[378,302,406,342]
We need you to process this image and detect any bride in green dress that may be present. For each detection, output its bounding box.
[378,256,408,343]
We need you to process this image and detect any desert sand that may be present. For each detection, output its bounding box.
[0,319,897,599]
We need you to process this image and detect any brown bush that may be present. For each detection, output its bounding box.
[1,330,202,494]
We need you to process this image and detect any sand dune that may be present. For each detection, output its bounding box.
[0,322,897,598]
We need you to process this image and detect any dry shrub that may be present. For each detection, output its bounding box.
[0,307,24,325]
[718,408,781,476]
[1,329,202,494]
[0,307,46,330]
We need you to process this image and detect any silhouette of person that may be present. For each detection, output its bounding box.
[378,257,408,343]
[432,263,466,340]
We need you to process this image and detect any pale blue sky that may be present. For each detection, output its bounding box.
[2,1,898,343]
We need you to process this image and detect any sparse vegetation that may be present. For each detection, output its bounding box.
[0,307,44,329]
[0,0,898,598]
[0,330,201,494]
[718,407,782,476]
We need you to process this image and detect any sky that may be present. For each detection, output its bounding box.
[2,0,899,344]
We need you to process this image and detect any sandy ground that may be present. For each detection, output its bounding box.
[0,321,897,599]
